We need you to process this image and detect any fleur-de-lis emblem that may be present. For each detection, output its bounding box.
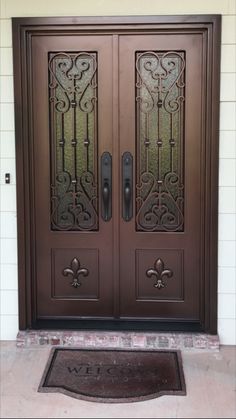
[146,258,173,289]
[62,257,89,288]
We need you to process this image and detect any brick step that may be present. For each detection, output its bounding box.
[16,331,220,351]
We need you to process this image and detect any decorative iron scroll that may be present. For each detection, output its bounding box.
[136,51,185,231]
[49,52,98,230]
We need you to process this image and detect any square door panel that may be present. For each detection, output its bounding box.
[52,248,99,300]
[136,249,184,301]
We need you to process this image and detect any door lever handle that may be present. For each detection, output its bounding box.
[101,152,112,221]
[124,180,131,221]
[102,181,110,221]
[122,152,133,221]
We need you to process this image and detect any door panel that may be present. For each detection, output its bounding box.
[119,34,203,320]
[32,35,114,318]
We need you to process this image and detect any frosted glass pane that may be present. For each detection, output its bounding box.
[136,51,185,232]
[49,52,98,231]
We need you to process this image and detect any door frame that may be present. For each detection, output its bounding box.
[12,15,221,333]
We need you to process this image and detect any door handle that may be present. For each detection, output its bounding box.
[122,152,133,221]
[102,181,110,221]
[101,152,112,221]
[124,180,131,221]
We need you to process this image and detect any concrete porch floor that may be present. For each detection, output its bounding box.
[0,342,235,418]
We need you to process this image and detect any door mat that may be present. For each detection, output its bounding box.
[38,348,186,403]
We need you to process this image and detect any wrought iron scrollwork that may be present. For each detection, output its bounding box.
[136,171,184,232]
[136,51,185,115]
[136,51,185,232]
[48,52,97,113]
[146,258,173,289]
[49,52,98,231]
[62,257,89,288]
[51,171,97,231]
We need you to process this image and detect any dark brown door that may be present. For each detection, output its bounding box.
[13,16,220,331]
[119,35,202,322]
[32,35,114,318]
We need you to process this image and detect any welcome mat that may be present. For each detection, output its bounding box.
[38,348,186,403]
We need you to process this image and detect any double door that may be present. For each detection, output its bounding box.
[27,28,208,328]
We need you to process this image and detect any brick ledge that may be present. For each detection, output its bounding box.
[16,330,220,351]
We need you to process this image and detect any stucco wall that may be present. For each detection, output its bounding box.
[0,0,235,343]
